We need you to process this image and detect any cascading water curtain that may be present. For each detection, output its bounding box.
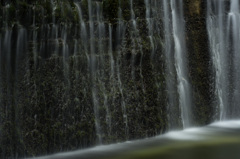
[145,0,193,129]
[169,0,193,128]
[207,0,240,119]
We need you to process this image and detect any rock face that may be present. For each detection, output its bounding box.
[184,0,214,125]
[0,0,214,158]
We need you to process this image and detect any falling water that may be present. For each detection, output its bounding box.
[116,0,126,49]
[144,0,192,128]
[207,0,240,119]
[170,0,193,128]
[0,24,28,157]
[116,0,128,137]
[74,1,89,74]
[229,0,240,118]
[96,1,108,141]
[162,0,180,129]
[2,0,239,158]
[129,0,144,84]
[88,0,102,144]
[1,30,12,157]
[129,0,137,79]
[14,28,28,157]
[106,24,113,134]
[144,0,156,60]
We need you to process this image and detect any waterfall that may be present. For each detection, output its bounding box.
[116,0,128,137]
[88,0,104,144]
[2,0,239,158]
[170,0,193,128]
[144,0,193,128]
[162,0,180,129]
[129,0,139,80]
[229,0,240,118]
[207,0,240,119]
[144,0,154,59]
[0,26,28,158]
[155,0,192,128]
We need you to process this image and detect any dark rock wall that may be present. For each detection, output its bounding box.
[184,0,214,125]
[0,0,213,158]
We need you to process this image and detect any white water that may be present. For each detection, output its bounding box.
[170,0,193,128]
[207,0,240,119]
[159,0,193,128]
[162,0,179,129]
[31,120,240,159]
[229,0,240,119]
[88,0,103,144]
[144,0,193,129]
[0,2,195,151]
[2,1,240,158]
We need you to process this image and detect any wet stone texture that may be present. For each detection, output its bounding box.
[184,0,215,125]
[0,0,213,158]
